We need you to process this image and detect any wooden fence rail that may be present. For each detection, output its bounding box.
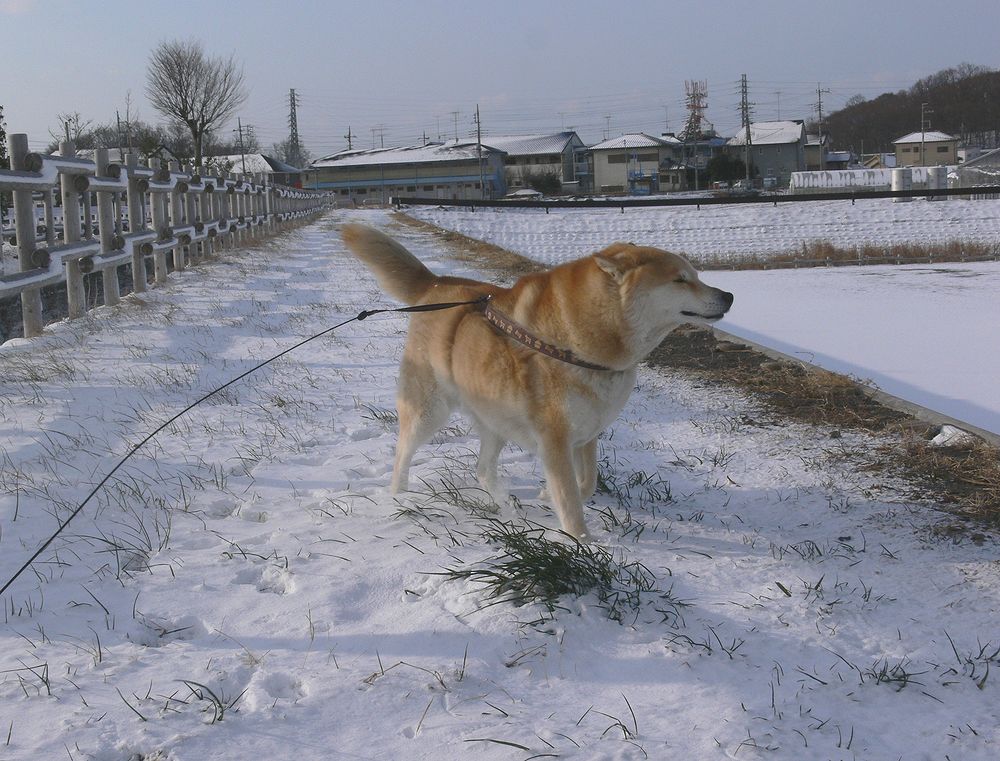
[1,132,332,339]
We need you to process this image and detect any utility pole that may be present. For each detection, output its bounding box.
[921,102,933,167]
[344,126,353,151]
[235,117,249,174]
[287,88,303,167]
[816,83,831,170]
[116,111,125,162]
[450,111,460,141]
[474,104,485,199]
[604,115,611,140]
[740,74,754,184]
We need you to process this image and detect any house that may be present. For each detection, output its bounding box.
[804,134,830,171]
[481,132,585,194]
[893,131,958,167]
[862,153,896,169]
[825,151,854,170]
[202,153,303,185]
[588,133,684,194]
[303,140,507,204]
[726,120,806,188]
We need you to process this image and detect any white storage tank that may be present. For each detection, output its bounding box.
[891,167,912,202]
[927,165,947,200]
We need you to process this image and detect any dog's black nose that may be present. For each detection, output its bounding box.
[720,290,734,310]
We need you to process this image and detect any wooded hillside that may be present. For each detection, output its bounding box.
[826,64,1000,153]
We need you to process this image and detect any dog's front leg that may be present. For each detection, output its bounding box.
[540,433,589,540]
[574,438,599,501]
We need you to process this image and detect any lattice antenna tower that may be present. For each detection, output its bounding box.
[740,74,754,182]
[682,80,708,142]
[288,88,303,167]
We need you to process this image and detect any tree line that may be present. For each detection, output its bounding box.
[825,63,1000,155]
[32,40,308,169]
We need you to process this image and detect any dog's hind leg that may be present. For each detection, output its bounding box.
[475,427,505,493]
[391,363,450,493]
[574,437,599,500]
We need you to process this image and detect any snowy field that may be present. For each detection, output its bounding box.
[405,199,1000,438]
[1,209,997,760]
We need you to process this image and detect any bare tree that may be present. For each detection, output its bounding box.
[145,39,248,168]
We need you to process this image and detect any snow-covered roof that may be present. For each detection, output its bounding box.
[311,140,502,168]
[893,131,957,144]
[481,132,581,156]
[727,121,805,147]
[204,153,301,173]
[589,133,680,151]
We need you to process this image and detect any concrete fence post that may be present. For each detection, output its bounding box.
[9,133,43,337]
[148,157,168,284]
[95,148,121,306]
[168,159,185,271]
[125,153,147,293]
[43,186,56,248]
[200,180,214,258]
[185,163,199,263]
[60,140,87,320]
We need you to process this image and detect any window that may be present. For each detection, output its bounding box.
[607,153,627,164]
[937,146,949,153]
[423,185,434,191]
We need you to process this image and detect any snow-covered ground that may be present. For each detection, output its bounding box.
[404,196,1000,263]
[406,199,1000,438]
[1,210,997,760]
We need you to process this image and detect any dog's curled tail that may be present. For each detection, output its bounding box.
[341,223,437,305]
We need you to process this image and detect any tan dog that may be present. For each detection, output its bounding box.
[342,224,733,540]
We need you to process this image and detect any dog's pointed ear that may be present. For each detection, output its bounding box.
[594,243,636,283]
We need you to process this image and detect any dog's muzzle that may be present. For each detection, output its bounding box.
[682,289,734,321]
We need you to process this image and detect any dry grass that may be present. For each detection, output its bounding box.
[698,239,1000,271]
[396,212,1000,529]
[647,326,909,432]
[879,436,1000,528]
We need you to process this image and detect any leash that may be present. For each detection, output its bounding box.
[0,295,489,596]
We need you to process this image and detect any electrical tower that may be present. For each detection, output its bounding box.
[740,74,754,183]
[287,88,303,167]
[683,80,707,190]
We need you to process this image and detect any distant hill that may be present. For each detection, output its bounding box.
[825,64,1000,154]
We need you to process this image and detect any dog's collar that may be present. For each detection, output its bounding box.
[480,297,612,371]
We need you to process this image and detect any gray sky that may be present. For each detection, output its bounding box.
[4,0,999,156]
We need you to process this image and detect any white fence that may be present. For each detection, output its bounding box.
[1,133,331,339]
